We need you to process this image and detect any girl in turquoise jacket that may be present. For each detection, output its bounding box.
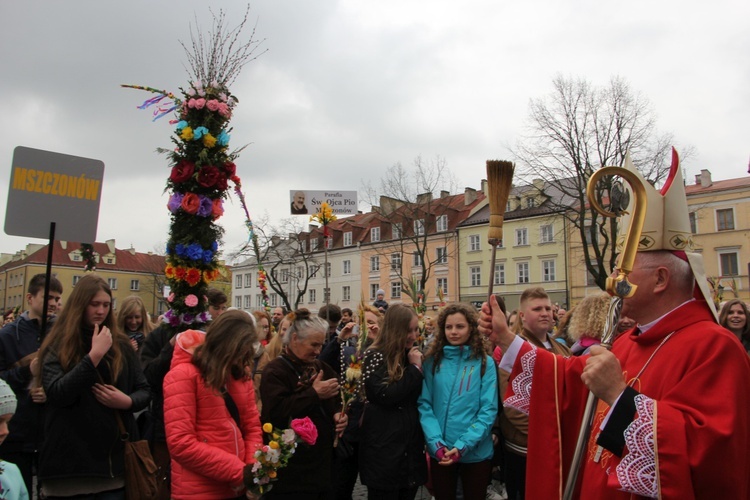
[418,303,498,500]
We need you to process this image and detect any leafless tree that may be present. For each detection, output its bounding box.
[511,75,689,289]
[232,217,322,311]
[363,155,462,304]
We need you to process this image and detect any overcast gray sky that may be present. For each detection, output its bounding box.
[2,0,748,259]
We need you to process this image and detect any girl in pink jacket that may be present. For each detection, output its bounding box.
[164,310,263,499]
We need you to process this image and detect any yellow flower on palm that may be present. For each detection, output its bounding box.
[180,127,194,141]
[202,133,216,148]
[262,423,273,433]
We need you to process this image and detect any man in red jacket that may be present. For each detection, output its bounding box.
[480,151,750,499]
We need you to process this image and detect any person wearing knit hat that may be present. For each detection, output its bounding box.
[480,150,750,499]
[0,379,28,499]
[372,289,389,313]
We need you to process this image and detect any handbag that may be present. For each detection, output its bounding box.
[114,410,159,500]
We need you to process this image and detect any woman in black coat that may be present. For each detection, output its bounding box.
[360,304,427,500]
[36,274,150,499]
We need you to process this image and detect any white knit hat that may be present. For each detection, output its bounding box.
[0,379,17,416]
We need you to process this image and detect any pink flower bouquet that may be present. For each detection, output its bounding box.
[245,418,318,495]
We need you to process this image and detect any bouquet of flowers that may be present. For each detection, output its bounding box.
[246,417,318,495]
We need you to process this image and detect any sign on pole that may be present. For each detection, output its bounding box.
[5,146,105,242]
[289,190,357,216]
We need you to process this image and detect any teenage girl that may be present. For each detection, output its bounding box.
[117,295,153,351]
[418,303,498,500]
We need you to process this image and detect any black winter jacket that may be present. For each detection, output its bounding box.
[0,312,53,452]
[39,333,150,481]
[359,348,427,490]
[140,324,177,442]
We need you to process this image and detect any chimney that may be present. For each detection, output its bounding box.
[464,187,477,205]
[440,190,450,198]
[271,235,281,246]
[60,241,67,250]
[416,192,433,205]
[106,239,116,254]
[532,178,544,191]
[699,169,712,188]
[481,179,488,195]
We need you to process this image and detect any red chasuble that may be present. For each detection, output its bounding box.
[504,300,750,499]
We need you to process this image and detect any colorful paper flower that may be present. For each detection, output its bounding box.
[202,133,217,148]
[170,160,195,183]
[197,166,220,188]
[184,294,199,307]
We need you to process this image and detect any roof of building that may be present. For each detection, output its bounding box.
[685,176,750,195]
[0,240,166,274]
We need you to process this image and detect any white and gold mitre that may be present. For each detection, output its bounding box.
[616,149,693,253]
[616,148,717,320]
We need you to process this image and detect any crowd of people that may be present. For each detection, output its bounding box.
[0,259,748,499]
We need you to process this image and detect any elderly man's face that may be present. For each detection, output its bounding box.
[293,193,305,207]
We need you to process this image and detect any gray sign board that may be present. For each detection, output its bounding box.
[289,189,358,215]
[5,146,105,242]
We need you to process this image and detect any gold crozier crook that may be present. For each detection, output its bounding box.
[562,165,648,499]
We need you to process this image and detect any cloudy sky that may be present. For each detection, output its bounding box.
[1,0,748,260]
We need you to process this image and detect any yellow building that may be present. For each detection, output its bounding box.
[459,180,570,311]
[686,170,750,303]
[0,239,167,317]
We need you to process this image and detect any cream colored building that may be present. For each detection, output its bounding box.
[686,170,750,303]
[0,239,167,316]
[459,180,570,311]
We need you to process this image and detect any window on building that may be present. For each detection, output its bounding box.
[436,215,448,232]
[470,266,481,287]
[689,212,697,234]
[270,293,278,306]
[390,281,402,299]
[326,262,332,277]
[130,279,140,291]
[413,252,422,267]
[391,253,402,272]
[344,231,352,246]
[526,197,535,208]
[342,286,351,301]
[515,228,528,246]
[392,223,402,239]
[256,295,263,308]
[542,259,556,282]
[235,296,242,308]
[300,240,307,253]
[309,289,317,303]
[506,201,512,212]
[280,269,289,283]
[244,295,252,309]
[111,298,117,310]
[235,274,242,288]
[72,254,82,262]
[584,224,598,245]
[540,224,554,243]
[325,237,333,249]
[245,273,252,287]
[720,252,739,276]
[370,256,380,272]
[370,283,379,300]
[716,208,735,231]
[495,239,504,248]
[436,247,448,264]
[469,234,481,251]
[371,227,381,242]
[414,219,425,236]
[586,269,598,287]
[107,278,117,290]
[494,263,505,285]
[310,238,319,251]
[517,262,530,284]
[343,260,351,275]
[437,277,448,296]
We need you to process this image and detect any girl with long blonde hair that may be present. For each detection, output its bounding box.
[359,303,427,498]
[36,274,150,498]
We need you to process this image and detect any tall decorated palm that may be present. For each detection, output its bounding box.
[125,9,264,331]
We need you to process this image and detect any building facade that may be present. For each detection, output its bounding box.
[0,239,167,316]
[686,170,750,303]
